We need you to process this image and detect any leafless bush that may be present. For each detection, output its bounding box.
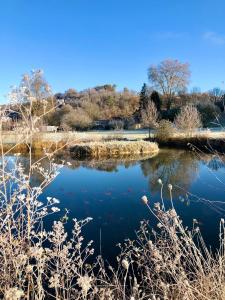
[155,119,176,141]
[61,108,92,130]
[175,104,202,134]
[141,101,158,138]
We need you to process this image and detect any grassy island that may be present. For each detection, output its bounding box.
[70,140,159,158]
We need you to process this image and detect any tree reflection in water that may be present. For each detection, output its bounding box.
[13,148,225,202]
[140,148,199,197]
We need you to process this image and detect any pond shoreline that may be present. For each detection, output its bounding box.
[153,135,225,153]
[1,131,225,154]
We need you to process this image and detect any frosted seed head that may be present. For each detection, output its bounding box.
[157,178,162,185]
[121,259,129,270]
[141,195,148,205]
[168,184,172,190]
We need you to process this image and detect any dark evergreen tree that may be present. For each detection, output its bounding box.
[139,83,150,111]
[134,83,151,122]
[151,90,161,111]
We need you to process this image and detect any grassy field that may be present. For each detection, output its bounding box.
[3,129,225,142]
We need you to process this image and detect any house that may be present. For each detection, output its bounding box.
[4,109,21,121]
[40,125,58,132]
[0,109,21,130]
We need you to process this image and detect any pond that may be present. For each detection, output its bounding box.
[31,148,225,262]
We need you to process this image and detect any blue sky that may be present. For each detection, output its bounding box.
[0,0,225,101]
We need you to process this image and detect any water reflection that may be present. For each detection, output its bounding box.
[16,148,225,201]
[203,155,225,171]
[55,149,225,198]
[140,149,199,197]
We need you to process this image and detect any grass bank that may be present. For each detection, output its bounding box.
[154,131,225,152]
[2,141,68,154]
[70,140,159,158]
[0,132,77,154]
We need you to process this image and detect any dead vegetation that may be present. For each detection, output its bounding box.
[70,140,159,158]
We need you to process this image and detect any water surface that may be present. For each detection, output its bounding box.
[34,148,225,261]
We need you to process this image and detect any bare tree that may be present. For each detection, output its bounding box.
[21,70,51,100]
[141,101,158,138]
[209,87,225,103]
[9,70,55,131]
[148,59,191,108]
[175,104,202,134]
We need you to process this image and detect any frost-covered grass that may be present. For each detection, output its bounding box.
[70,140,159,158]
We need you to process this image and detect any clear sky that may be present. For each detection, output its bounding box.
[0,0,225,101]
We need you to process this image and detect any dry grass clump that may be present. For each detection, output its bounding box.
[1,141,68,154]
[155,120,176,142]
[70,140,159,158]
[2,143,30,153]
[118,190,225,300]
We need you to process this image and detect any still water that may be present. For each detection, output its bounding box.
[35,148,225,261]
